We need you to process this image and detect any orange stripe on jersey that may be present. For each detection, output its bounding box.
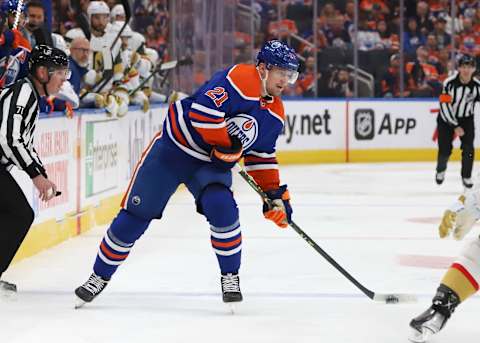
[227,64,262,98]
[189,111,224,123]
[247,169,280,191]
[121,131,162,208]
[452,263,479,290]
[169,105,188,147]
[100,242,129,259]
[265,96,285,121]
[194,126,231,147]
[211,236,242,248]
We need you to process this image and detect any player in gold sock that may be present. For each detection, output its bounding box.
[409,192,480,342]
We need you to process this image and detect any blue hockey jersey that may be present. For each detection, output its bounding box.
[165,64,285,191]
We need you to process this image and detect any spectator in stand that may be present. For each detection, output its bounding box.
[323,15,350,48]
[24,1,53,48]
[458,17,480,57]
[367,3,386,29]
[343,0,354,36]
[318,2,338,29]
[404,17,426,57]
[268,14,298,43]
[145,24,167,61]
[355,14,383,51]
[69,37,91,95]
[327,65,353,97]
[433,48,451,82]
[285,0,312,38]
[415,1,433,36]
[295,55,316,97]
[377,19,399,52]
[380,54,409,97]
[459,0,479,18]
[359,0,389,16]
[406,46,442,97]
[438,7,463,35]
[432,15,451,50]
[429,0,449,18]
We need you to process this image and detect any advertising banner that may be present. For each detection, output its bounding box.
[276,100,346,151]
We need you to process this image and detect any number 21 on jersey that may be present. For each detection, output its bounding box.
[205,87,228,107]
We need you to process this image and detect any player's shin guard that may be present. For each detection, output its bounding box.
[200,184,242,274]
[93,209,150,279]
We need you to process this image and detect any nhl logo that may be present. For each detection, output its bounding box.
[226,114,258,149]
[132,195,141,206]
[354,109,375,140]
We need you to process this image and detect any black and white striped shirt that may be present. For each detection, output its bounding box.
[439,71,480,127]
[0,76,46,178]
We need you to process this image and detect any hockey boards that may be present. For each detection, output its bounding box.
[236,164,418,304]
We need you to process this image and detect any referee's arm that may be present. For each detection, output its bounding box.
[0,83,45,178]
[439,81,458,127]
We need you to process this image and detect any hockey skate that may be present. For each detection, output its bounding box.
[435,171,445,185]
[462,177,474,189]
[221,273,242,313]
[74,273,109,309]
[409,285,459,342]
[0,280,17,297]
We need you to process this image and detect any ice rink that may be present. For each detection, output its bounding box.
[2,162,480,343]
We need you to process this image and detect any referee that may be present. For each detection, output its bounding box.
[436,54,480,188]
[0,44,69,294]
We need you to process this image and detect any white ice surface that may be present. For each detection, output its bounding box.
[1,162,479,343]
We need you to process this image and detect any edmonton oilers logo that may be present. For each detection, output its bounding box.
[242,120,254,131]
[226,114,258,150]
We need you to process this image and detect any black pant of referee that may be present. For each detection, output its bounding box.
[436,115,475,186]
[0,167,34,279]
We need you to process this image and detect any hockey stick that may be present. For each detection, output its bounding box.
[236,164,417,304]
[127,57,193,96]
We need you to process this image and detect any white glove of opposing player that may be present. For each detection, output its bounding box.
[439,193,480,240]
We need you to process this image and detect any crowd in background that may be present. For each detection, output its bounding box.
[2,0,480,114]
[0,0,172,117]
[232,0,480,98]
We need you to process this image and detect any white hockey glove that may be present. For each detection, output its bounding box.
[439,193,480,240]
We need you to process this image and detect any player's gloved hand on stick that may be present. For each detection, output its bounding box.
[210,135,243,170]
[263,185,292,228]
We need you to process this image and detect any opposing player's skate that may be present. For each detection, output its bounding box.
[409,285,459,342]
[0,280,17,297]
[221,273,242,313]
[74,273,109,308]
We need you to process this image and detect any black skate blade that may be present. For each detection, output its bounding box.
[373,293,418,304]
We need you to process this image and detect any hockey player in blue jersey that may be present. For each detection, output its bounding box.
[75,40,300,308]
[0,0,31,87]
